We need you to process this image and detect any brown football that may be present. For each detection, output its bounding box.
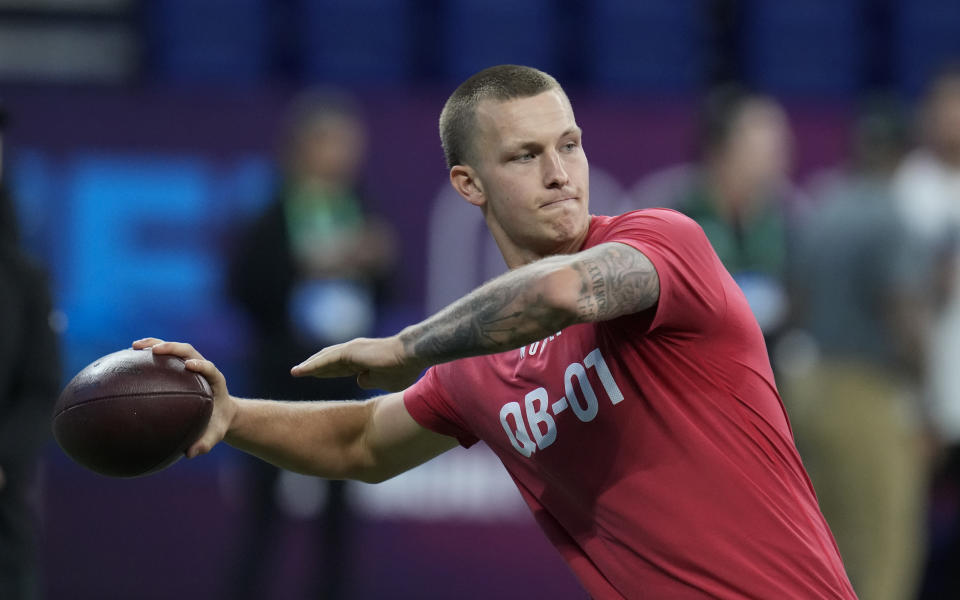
[53,348,214,477]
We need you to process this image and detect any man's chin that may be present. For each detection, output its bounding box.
[545,213,589,249]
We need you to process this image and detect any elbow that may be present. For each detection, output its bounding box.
[355,470,391,485]
[296,464,387,484]
[342,440,397,485]
[303,459,390,484]
[332,399,388,483]
[350,460,401,484]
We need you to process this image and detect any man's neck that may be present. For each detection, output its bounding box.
[493,226,592,270]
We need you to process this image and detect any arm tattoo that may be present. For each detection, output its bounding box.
[572,243,659,322]
[400,258,576,363]
[398,244,658,365]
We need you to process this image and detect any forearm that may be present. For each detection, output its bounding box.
[398,254,578,364]
[289,244,656,390]
[224,397,378,481]
[398,242,658,365]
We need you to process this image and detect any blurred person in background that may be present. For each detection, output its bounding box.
[0,105,62,599]
[227,89,395,600]
[893,64,960,599]
[637,87,798,344]
[785,98,931,600]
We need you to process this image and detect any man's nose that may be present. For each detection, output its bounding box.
[543,150,569,189]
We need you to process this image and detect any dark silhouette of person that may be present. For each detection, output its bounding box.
[227,89,395,599]
[0,104,62,600]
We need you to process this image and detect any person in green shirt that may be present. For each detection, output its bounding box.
[655,87,798,338]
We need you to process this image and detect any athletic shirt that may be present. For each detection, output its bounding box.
[404,209,856,599]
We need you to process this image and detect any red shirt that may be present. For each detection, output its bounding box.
[404,209,856,599]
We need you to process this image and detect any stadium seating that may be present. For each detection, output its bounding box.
[148,0,269,85]
[585,0,705,93]
[741,0,863,97]
[298,0,416,84]
[892,0,960,96]
[438,0,558,83]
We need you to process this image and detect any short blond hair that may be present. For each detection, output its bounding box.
[439,65,563,169]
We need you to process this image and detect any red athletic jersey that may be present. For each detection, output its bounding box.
[404,209,856,599]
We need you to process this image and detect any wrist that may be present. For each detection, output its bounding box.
[221,395,244,444]
[395,328,433,370]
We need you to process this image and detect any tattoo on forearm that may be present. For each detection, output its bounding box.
[573,244,659,322]
[402,261,575,362]
[584,261,607,316]
[400,244,658,365]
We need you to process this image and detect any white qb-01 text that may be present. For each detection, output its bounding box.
[499,348,624,457]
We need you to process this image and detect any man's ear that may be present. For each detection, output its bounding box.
[450,164,485,207]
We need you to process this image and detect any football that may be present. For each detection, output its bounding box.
[53,348,214,477]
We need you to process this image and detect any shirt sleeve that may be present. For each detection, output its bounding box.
[598,208,728,336]
[403,365,480,448]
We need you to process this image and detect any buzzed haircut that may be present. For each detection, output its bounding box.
[439,64,563,169]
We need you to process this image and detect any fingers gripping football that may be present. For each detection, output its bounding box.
[181,357,232,458]
[132,337,236,459]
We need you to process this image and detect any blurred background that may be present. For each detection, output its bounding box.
[2,0,960,598]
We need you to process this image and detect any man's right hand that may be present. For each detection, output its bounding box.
[132,338,238,459]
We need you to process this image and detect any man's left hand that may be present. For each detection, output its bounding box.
[291,336,427,392]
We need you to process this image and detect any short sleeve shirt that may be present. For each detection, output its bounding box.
[405,209,855,599]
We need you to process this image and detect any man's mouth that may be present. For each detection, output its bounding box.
[540,197,577,208]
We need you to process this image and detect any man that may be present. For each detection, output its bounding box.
[136,65,855,598]
[671,87,796,338]
[0,104,62,600]
[893,65,960,598]
[789,98,929,600]
[226,89,393,600]
[629,86,799,343]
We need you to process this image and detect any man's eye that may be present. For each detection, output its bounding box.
[563,141,578,151]
[514,152,534,162]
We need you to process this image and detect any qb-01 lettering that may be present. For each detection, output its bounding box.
[500,348,624,457]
